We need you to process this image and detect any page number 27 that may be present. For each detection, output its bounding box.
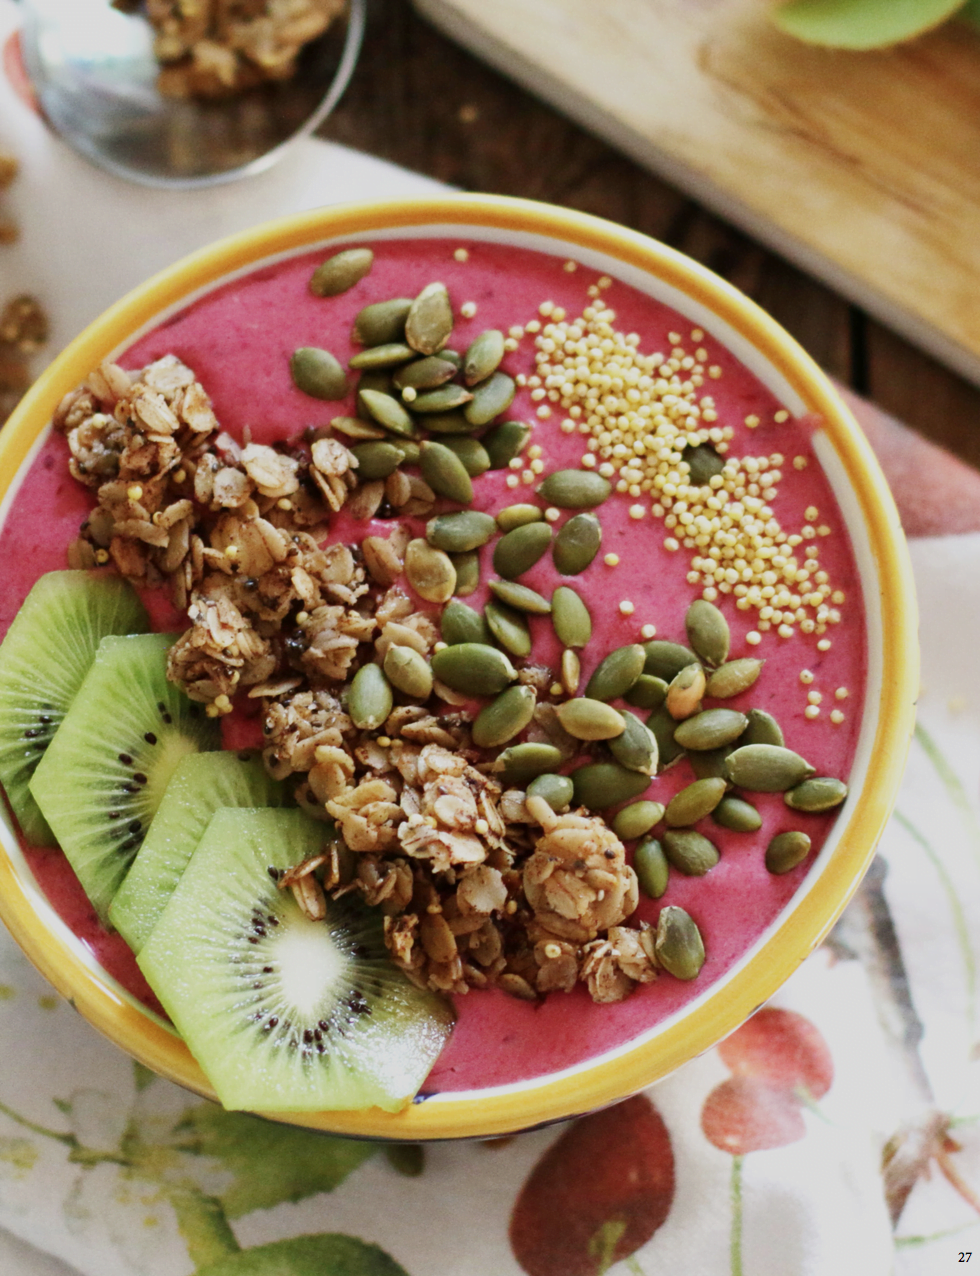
[959,1255,972,1263]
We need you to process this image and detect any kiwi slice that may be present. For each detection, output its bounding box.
[30,632,220,920]
[0,571,149,844]
[138,808,454,1113]
[110,751,288,954]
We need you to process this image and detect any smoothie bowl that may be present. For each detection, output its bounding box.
[0,196,917,1139]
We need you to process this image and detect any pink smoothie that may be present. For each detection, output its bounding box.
[0,237,866,1094]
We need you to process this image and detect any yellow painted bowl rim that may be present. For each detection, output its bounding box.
[0,194,918,1140]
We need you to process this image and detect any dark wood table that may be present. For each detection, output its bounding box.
[321,0,980,489]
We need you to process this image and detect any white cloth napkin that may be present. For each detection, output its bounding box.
[3,3,979,1272]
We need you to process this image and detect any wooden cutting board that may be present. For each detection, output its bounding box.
[414,0,980,387]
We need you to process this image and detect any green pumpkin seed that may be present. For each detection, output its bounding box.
[556,698,626,741]
[485,599,532,658]
[405,538,456,603]
[655,906,705,980]
[426,510,497,553]
[290,347,349,400]
[684,443,725,485]
[647,704,686,772]
[713,796,762,833]
[405,282,453,355]
[551,586,592,648]
[390,438,421,465]
[356,369,392,419]
[349,441,402,481]
[419,441,474,504]
[624,674,668,711]
[349,662,392,730]
[439,348,462,369]
[328,415,387,441]
[527,772,574,812]
[442,436,490,477]
[383,645,433,699]
[688,746,734,781]
[464,329,506,386]
[359,388,417,437]
[571,762,651,810]
[449,551,480,596]
[784,776,848,813]
[741,708,785,748]
[497,504,543,533]
[473,684,537,749]
[635,838,669,899]
[608,710,659,775]
[537,469,611,509]
[666,663,706,720]
[415,410,478,435]
[489,579,552,615]
[685,599,730,668]
[493,522,552,579]
[552,513,602,575]
[431,642,516,696]
[353,297,412,347]
[495,742,563,787]
[585,644,646,702]
[766,830,812,875]
[348,342,416,370]
[665,777,727,827]
[393,355,458,391]
[441,599,491,646]
[310,247,374,297]
[464,371,516,426]
[410,383,474,414]
[726,744,815,792]
[674,708,748,751]
[484,420,532,469]
[643,640,699,681]
[662,829,719,876]
[706,658,764,699]
[561,648,581,695]
[612,801,665,842]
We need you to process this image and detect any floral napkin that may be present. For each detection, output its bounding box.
[3,3,980,1271]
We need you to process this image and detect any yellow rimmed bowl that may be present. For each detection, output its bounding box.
[0,195,918,1140]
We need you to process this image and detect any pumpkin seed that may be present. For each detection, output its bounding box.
[647,704,685,772]
[643,640,699,680]
[348,342,416,370]
[726,744,815,792]
[442,436,490,477]
[612,801,665,841]
[353,297,412,347]
[405,282,453,355]
[527,772,574,812]
[571,762,651,810]
[713,796,762,833]
[449,551,480,596]
[766,830,812,875]
[706,658,764,698]
[439,348,462,369]
[383,645,433,699]
[561,648,581,696]
[662,829,719,875]
[416,410,478,435]
[674,708,748,751]
[665,777,727,827]
[426,510,496,553]
[497,503,543,532]
[390,438,421,465]
[349,662,392,730]
[537,469,611,509]
[685,599,730,668]
[556,698,626,741]
[431,642,517,696]
[410,383,474,414]
[356,369,392,419]
[493,521,552,578]
[666,663,706,720]
[485,599,532,658]
[655,906,705,980]
[290,347,349,400]
[419,441,474,504]
[489,579,552,615]
[358,388,417,437]
[309,248,374,297]
[328,415,387,441]
[585,644,645,702]
[635,838,669,899]
[683,443,725,485]
[624,674,668,711]
[463,329,505,385]
[688,746,734,781]
[473,684,537,749]
[741,708,785,748]
[609,710,659,775]
[495,742,563,787]
[393,355,458,391]
[553,512,602,575]
[440,599,491,646]
[784,776,848,812]
[551,586,592,648]
[349,441,402,481]
[405,538,456,603]
[484,420,532,469]
[464,370,516,425]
